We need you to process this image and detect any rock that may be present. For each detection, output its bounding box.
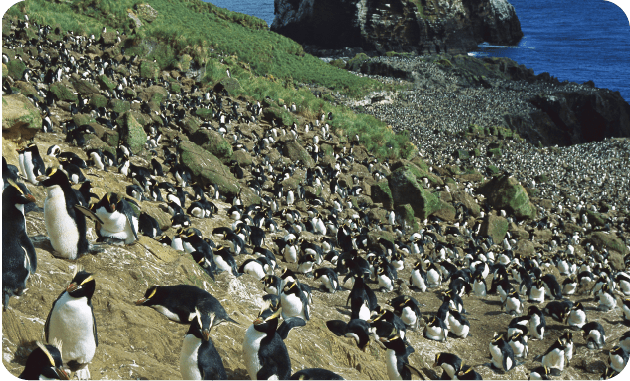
[388,166,440,220]
[232,150,253,167]
[100,31,118,45]
[109,99,131,114]
[97,74,117,91]
[282,140,315,168]
[119,112,147,154]
[2,94,42,141]
[89,94,108,109]
[585,210,606,227]
[432,200,456,222]
[271,0,522,55]
[371,181,394,209]
[480,214,509,243]
[50,81,78,102]
[177,141,240,197]
[13,81,38,97]
[191,130,233,164]
[69,75,101,95]
[215,77,241,95]
[175,54,192,72]
[128,11,143,28]
[477,174,536,220]
[514,240,535,257]
[395,204,417,231]
[140,60,159,80]
[587,232,629,255]
[6,59,26,80]
[135,3,158,23]
[451,191,481,217]
[180,116,200,135]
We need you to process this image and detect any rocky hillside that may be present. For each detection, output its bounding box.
[3,8,630,381]
[271,0,523,55]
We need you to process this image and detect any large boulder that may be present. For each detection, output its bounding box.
[191,130,233,164]
[477,174,536,219]
[2,94,41,141]
[282,140,315,168]
[119,112,147,154]
[388,166,440,220]
[371,181,394,210]
[480,214,509,243]
[271,0,522,54]
[177,141,240,197]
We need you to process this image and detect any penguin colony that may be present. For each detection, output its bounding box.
[3,12,630,381]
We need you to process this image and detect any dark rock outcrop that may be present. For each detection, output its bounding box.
[271,0,523,55]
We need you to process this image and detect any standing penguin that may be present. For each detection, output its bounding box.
[489,333,516,372]
[44,267,98,380]
[2,180,37,309]
[38,168,101,259]
[432,352,462,379]
[280,280,310,321]
[19,340,70,380]
[582,321,606,349]
[565,302,587,330]
[608,345,628,373]
[18,143,46,184]
[89,192,138,244]
[379,324,422,380]
[541,338,566,376]
[528,306,546,340]
[242,307,292,380]
[180,310,227,380]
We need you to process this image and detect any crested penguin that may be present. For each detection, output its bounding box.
[379,327,422,380]
[17,143,45,184]
[432,352,462,379]
[541,338,566,376]
[180,309,227,380]
[19,340,69,380]
[528,305,546,340]
[582,321,606,349]
[44,267,98,380]
[489,333,516,372]
[242,307,292,380]
[2,180,37,309]
[90,192,138,244]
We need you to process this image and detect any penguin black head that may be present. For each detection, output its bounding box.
[282,280,300,296]
[19,340,69,380]
[4,178,36,205]
[378,323,404,350]
[37,167,70,187]
[191,307,215,341]
[66,267,95,299]
[253,307,282,334]
[135,286,160,306]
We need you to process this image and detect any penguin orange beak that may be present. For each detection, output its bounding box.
[253,317,264,325]
[25,194,36,203]
[66,283,78,292]
[55,367,70,380]
[202,329,211,342]
[135,298,147,305]
[36,175,48,182]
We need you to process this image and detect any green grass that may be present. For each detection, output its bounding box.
[4,0,414,161]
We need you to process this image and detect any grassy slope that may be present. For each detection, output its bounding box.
[5,0,414,159]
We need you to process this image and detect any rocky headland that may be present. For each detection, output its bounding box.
[271,0,523,55]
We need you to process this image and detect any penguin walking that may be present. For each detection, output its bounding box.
[489,333,516,372]
[180,310,227,380]
[44,267,98,380]
[541,338,566,376]
[2,180,37,309]
[242,307,292,380]
[38,168,101,260]
[582,321,606,349]
[19,340,70,380]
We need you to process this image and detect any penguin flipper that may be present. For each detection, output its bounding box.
[326,320,349,336]
[89,299,98,346]
[404,363,424,380]
[44,290,65,342]
[74,204,104,225]
[277,317,306,340]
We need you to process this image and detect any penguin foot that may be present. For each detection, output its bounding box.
[75,367,90,380]
[87,243,106,254]
[97,237,127,245]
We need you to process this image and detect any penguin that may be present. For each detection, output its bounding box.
[369,306,407,341]
[409,261,428,292]
[456,366,483,380]
[565,302,587,330]
[622,298,630,322]
[597,283,617,312]
[89,192,138,244]
[212,246,242,277]
[582,321,606,349]
[528,366,551,380]
[313,267,340,293]
[562,274,578,296]
[508,316,530,337]
[543,300,572,323]
[180,310,227,380]
[508,332,528,359]
[242,307,292,380]
[19,340,70,380]
[488,333,516,372]
[326,318,371,351]
[432,352,462,379]
[389,295,423,331]
[528,278,545,303]
[446,308,470,338]
[609,345,629,373]
[503,290,525,316]
[425,262,442,288]
[138,212,162,238]
[423,316,448,342]
[297,253,317,276]
[58,159,86,184]
[239,258,271,280]
[2,180,37,309]
[528,305,546,340]
[18,143,46,184]
[44,267,98,380]
[560,330,573,366]
[541,338,566,376]
[280,280,310,321]
[378,326,422,380]
[472,271,487,297]
[261,274,283,295]
[135,285,238,327]
[376,263,397,293]
[541,274,563,300]
[38,168,101,260]
[289,368,345,380]
[600,366,619,380]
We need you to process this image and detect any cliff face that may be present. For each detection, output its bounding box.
[271,0,523,54]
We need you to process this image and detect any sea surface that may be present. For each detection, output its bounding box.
[205,0,630,101]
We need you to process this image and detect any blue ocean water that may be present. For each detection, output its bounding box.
[205,0,630,101]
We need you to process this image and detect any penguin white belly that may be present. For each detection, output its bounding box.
[280,293,305,320]
[90,153,104,171]
[529,316,544,339]
[567,311,586,328]
[506,298,523,315]
[473,281,486,297]
[48,293,96,365]
[610,354,626,372]
[214,255,232,273]
[411,271,426,291]
[599,292,616,310]
[586,331,604,348]
[152,305,187,322]
[622,305,630,320]
[283,246,297,263]
[425,325,446,341]
[449,318,469,338]
[180,334,202,380]
[392,261,404,271]
[171,237,184,251]
[358,303,370,321]
[489,344,503,369]
[243,325,265,380]
[564,342,573,362]
[17,152,26,180]
[44,186,80,259]
[529,287,544,302]
[298,262,314,274]
[426,269,440,287]
[385,348,402,380]
[244,262,266,280]
[378,275,393,292]
[620,280,630,295]
[401,307,417,327]
[24,151,38,184]
[320,275,336,293]
[563,283,576,295]
[509,340,526,357]
[542,349,564,370]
